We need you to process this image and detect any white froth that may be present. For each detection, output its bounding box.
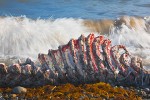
[0,16,150,69]
[0,16,90,59]
[109,16,150,68]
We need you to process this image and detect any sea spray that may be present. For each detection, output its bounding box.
[0,16,150,68]
[0,16,90,59]
[109,16,150,68]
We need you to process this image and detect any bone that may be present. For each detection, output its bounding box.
[0,33,149,87]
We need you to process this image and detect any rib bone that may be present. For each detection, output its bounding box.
[0,33,149,87]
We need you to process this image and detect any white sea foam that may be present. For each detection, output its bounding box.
[109,16,150,68]
[0,16,150,68]
[0,16,90,59]
[110,16,150,47]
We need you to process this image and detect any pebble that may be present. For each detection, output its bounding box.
[3,94,9,99]
[9,94,17,98]
[0,93,5,100]
[141,91,147,97]
[12,86,27,94]
[120,86,124,89]
[135,89,140,94]
[0,93,2,98]
[144,88,150,93]
[114,86,117,88]
[148,94,150,98]
[125,87,129,90]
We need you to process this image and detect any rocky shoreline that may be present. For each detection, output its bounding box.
[0,82,149,100]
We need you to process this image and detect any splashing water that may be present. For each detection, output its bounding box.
[109,16,150,69]
[0,16,90,59]
[0,16,150,69]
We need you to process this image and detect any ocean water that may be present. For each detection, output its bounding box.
[0,0,149,19]
[0,0,150,69]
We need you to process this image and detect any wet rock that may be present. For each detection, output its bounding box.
[144,88,150,93]
[3,94,9,99]
[125,87,129,90]
[9,94,17,98]
[0,93,5,100]
[0,63,7,73]
[12,86,27,94]
[114,86,118,88]
[148,94,150,98]
[141,90,147,97]
[120,86,124,89]
[134,89,140,94]
[0,93,2,97]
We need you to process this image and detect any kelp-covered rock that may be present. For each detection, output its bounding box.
[0,33,149,87]
[0,82,143,100]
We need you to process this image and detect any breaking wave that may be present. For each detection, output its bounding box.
[0,16,150,68]
[0,16,90,59]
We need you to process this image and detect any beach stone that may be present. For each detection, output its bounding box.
[141,91,147,97]
[125,87,129,90]
[144,88,150,93]
[9,94,17,98]
[12,86,27,94]
[120,86,124,89]
[0,93,4,100]
[134,89,140,94]
[3,94,9,99]
[148,94,150,98]
[0,63,7,73]
[114,86,117,88]
[0,93,2,97]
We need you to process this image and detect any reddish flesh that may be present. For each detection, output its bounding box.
[92,36,106,69]
[103,39,115,71]
[87,34,98,72]
[62,43,70,52]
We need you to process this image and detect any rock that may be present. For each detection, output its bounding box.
[144,88,150,93]
[141,91,147,97]
[125,87,129,90]
[0,93,2,97]
[9,94,17,98]
[120,86,124,89]
[3,94,9,99]
[12,86,27,94]
[114,86,117,88]
[134,89,140,94]
[148,94,150,98]
[0,63,7,73]
[0,93,5,100]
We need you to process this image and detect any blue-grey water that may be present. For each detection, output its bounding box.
[0,0,149,19]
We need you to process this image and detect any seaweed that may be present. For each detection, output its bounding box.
[0,82,142,100]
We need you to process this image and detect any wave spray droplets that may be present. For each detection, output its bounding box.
[0,17,89,58]
[0,16,150,68]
